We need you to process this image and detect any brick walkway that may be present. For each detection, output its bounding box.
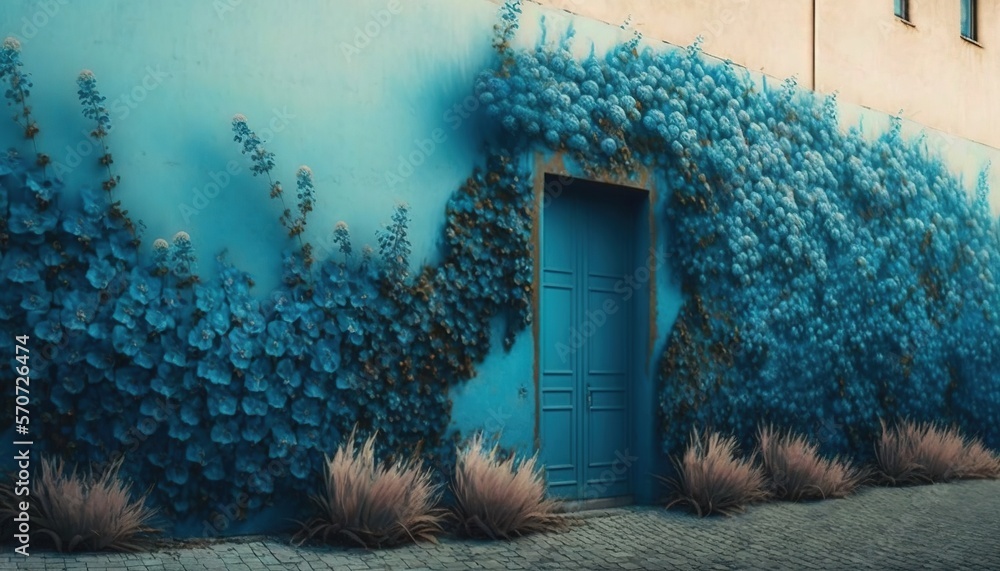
[4,480,999,570]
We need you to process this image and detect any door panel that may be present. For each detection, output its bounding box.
[541,186,634,501]
[541,193,581,498]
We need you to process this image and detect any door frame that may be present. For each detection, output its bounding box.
[531,152,661,508]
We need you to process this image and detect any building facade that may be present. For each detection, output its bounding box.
[1,0,999,536]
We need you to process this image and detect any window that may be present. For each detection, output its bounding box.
[894,0,909,21]
[961,0,977,41]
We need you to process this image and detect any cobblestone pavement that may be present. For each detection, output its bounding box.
[4,480,999,570]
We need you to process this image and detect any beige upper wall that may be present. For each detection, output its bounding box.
[529,0,813,84]
[528,0,999,149]
[816,0,999,149]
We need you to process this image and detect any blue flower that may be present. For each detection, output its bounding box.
[74,423,101,446]
[112,297,139,328]
[81,185,108,216]
[240,308,267,335]
[194,283,221,312]
[145,307,173,332]
[241,417,269,444]
[296,426,321,450]
[62,291,100,331]
[160,287,187,312]
[235,451,261,474]
[8,202,57,234]
[207,389,237,415]
[290,449,312,479]
[219,261,252,297]
[291,397,322,426]
[150,371,178,398]
[87,259,118,289]
[109,229,135,261]
[264,319,292,357]
[227,327,257,369]
[87,321,112,341]
[37,241,67,268]
[241,394,268,416]
[269,421,297,458]
[198,354,232,386]
[203,457,226,481]
[1,248,42,283]
[85,348,115,370]
[211,419,240,445]
[57,364,85,394]
[600,138,618,155]
[0,287,20,320]
[299,308,323,339]
[133,342,161,369]
[244,358,270,392]
[112,324,142,356]
[335,373,357,390]
[137,414,159,436]
[128,270,161,305]
[302,376,327,399]
[180,399,202,426]
[231,114,275,176]
[170,231,196,280]
[165,464,189,485]
[207,305,231,334]
[19,284,50,312]
[248,472,273,494]
[276,358,301,388]
[310,337,341,373]
[295,165,315,217]
[77,69,112,133]
[265,384,287,408]
[188,320,217,351]
[114,367,148,396]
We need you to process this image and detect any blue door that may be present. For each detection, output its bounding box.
[540,182,634,501]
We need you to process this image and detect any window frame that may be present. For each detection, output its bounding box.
[894,0,910,22]
[961,0,978,42]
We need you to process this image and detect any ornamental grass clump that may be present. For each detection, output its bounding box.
[291,430,445,548]
[661,429,768,516]
[451,434,569,539]
[756,424,863,501]
[876,420,1000,485]
[12,456,160,552]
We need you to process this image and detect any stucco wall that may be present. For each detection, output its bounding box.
[816,0,1000,150]
[3,0,1000,535]
[7,0,500,289]
[527,0,813,87]
[529,0,1000,150]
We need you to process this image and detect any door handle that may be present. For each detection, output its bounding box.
[587,384,593,409]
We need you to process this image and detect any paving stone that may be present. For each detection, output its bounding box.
[3,481,1000,570]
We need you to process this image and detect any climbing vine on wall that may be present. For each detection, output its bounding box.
[478,1,1000,459]
[0,35,533,521]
